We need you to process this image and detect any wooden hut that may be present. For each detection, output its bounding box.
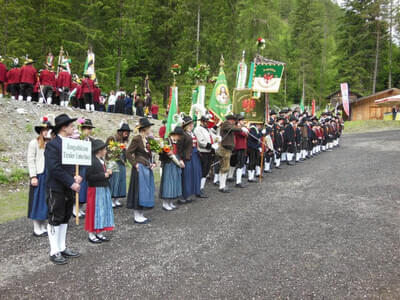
[351,88,400,120]
[326,90,362,120]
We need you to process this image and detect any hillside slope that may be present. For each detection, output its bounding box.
[0,98,162,177]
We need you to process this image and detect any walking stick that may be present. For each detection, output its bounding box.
[75,165,80,225]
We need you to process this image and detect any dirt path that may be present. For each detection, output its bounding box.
[1,130,399,299]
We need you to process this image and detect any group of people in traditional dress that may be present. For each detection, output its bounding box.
[26,108,342,265]
[0,56,162,117]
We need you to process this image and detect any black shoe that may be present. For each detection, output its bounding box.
[177,199,187,205]
[227,178,234,182]
[248,179,256,183]
[213,181,219,186]
[88,237,103,244]
[50,253,68,265]
[61,248,81,258]
[264,170,272,173]
[235,183,246,188]
[197,190,208,198]
[96,235,110,242]
[219,188,230,193]
[33,231,48,237]
[287,161,295,166]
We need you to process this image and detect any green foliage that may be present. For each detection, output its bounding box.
[0,0,399,115]
[25,124,33,133]
[0,168,29,184]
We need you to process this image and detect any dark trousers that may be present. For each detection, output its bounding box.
[234,149,246,168]
[152,114,158,119]
[60,88,70,103]
[136,107,144,117]
[247,148,259,170]
[42,85,53,99]
[70,97,79,108]
[107,105,115,113]
[84,92,93,105]
[47,189,74,226]
[20,83,33,99]
[9,84,19,98]
[199,151,213,178]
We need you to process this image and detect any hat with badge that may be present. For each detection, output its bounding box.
[34,116,54,134]
[182,116,193,127]
[80,118,96,129]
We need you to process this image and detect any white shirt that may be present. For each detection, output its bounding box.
[108,94,117,105]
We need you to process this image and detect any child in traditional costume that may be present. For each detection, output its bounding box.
[159,126,185,211]
[126,118,156,224]
[27,117,53,236]
[85,139,114,243]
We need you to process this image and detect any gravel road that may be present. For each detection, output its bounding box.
[1,130,399,299]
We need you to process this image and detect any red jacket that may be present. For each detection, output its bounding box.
[0,62,7,82]
[6,68,21,84]
[151,104,159,114]
[82,78,94,94]
[20,65,37,84]
[40,70,56,87]
[34,81,40,93]
[93,87,101,103]
[56,71,71,89]
[76,84,83,99]
[234,130,248,150]
[159,126,166,138]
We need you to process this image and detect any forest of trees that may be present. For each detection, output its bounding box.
[0,0,399,111]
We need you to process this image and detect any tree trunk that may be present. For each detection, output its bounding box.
[388,0,393,89]
[196,1,200,64]
[116,0,124,90]
[372,20,380,94]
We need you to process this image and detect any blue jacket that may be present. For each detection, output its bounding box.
[247,127,261,149]
[45,135,75,192]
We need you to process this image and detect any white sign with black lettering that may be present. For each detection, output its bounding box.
[62,138,92,166]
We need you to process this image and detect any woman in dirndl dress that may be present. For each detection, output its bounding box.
[27,117,53,237]
[159,126,185,211]
[106,123,131,208]
[126,118,156,224]
[73,118,95,218]
[177,116,203,204]
[85,139,114,244]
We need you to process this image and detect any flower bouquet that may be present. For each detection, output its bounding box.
[186,63,210,84]
[107,140,126,172]
[160,141,184,168]
[256,37,266,50]
[170,64,181,77]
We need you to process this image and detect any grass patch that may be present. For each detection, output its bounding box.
[344,120,400,134]
[0,189,28,224]
[25,123,33,133]
[0,168,29,184]
[0,156,10,162]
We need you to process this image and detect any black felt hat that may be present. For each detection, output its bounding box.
[54,114,77,133]
[171,126,184,135]
[118,123,132,132]
[92,139,107,153]
[289,115,298,122]
[225,114,236,121]
[270,110,277,116]
[200,115,210,122]
[236,114,245,121]
[182,116,193,127]
[81,118,95,129]
[138,118,154,130]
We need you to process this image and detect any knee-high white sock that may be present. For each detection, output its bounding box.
[219,173,227,189]
[27,96,32,102]
[39,97,44,103]
[58,224,68,253]
[33,220,41,235]
[281,152,287,161]
[0,93,3,98]
[236,168,242,184]
[296,152,301,161]
[85,104,90,111]
[18,95,23,101]
[248,170,253,180]
[264,162,270,171]
[162,200,172,210]
[228,167,235,179]
[40,220,48,233]
[200,177,206,190]
[90,104,95,111]
[11,96,15,100]
[255,166,261,176]
[213,173,219,184]
[275,158,281,167]
[48,224,60,256]
[47,97,52,104]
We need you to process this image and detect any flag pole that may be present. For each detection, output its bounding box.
[75,165,80,225]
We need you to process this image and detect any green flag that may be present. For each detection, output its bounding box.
[165,86,178,138]
[208,66,231,121]
[300,96,304,112]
